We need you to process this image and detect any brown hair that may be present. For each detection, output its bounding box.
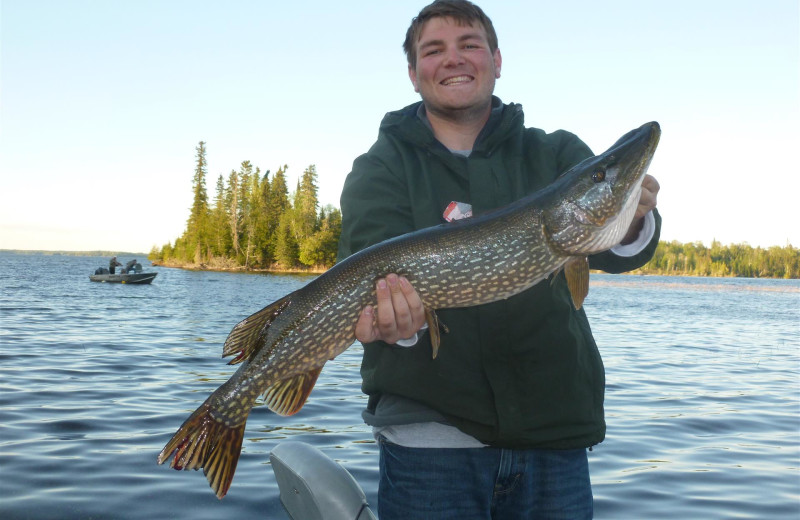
[403,0,498,68]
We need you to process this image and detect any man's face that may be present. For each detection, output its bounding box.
[408,16,501,120]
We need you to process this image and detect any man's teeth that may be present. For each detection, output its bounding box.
[441,76,472,86]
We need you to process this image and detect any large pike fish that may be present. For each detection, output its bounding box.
[158,121,661,498]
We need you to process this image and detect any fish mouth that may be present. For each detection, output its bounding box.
[440,75,473,86]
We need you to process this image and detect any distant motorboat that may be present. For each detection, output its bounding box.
[90,269,157,284]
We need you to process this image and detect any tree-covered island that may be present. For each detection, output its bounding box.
[149,142,798,279]
[149,142,340,272]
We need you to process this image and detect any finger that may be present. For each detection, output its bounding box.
[398,276,425,330]
[387,274,414,337]
[636,191,657,218]
[374,277,399,343]
[635,176,659,218]
[642,174,660,195]
[354,305,377,344]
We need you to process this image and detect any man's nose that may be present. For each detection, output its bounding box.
[442,46,465,66]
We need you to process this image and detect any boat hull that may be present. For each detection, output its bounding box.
[89,273,157,284]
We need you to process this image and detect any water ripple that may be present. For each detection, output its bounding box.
[1,253,798,519]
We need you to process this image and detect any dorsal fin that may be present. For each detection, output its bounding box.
[263,367,323,416]
[222,295,292,365]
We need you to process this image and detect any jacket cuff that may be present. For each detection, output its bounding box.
[394,323,429,347]
[610,211,656,258]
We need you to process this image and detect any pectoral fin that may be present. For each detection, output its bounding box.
[223,295,292,365]
[263,367,323,416]
[565,257,590,310]
[425,308,449,359]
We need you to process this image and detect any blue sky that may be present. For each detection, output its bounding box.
[1,0,798,253]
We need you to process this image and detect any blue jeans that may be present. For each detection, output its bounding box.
[377,436,593,520]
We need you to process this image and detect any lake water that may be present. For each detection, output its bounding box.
[1,251,798,519]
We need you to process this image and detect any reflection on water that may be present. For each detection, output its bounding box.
[591,275,800,292]
[0,252,798,519]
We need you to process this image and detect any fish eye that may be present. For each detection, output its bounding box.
[592,169,606,183]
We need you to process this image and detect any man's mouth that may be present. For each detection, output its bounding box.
[440,75,473,86]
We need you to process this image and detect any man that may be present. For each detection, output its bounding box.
[337,1,661,518]
[124,259,137,274]
[109,257,122,275]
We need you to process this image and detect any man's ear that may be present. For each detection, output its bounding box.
[494,48,502,79]
[408,64,420,93]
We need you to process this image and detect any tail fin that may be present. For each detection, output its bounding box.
[157,403,246,499]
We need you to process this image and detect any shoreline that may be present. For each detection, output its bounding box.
[151,260,327,275]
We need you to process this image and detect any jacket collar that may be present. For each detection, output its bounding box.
[380,96,524,157]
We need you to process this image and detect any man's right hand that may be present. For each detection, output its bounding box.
[355,273,426,345]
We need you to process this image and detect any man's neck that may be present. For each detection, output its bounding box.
[425,104,492,152]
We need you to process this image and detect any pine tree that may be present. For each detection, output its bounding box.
[250,170,272,266]
[210,174,232,257]
[268,166,290,264]
[274,211,298,268]
[299,205,341,266]
[184,141,211,264]
[227,170,240,258]
[292,165,320,265]
[238,161,255,266]
[295,165,319,239]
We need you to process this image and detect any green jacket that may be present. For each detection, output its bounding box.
[337,99,661,449]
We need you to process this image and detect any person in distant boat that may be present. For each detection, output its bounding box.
[337,1,661,519]
[109,257,122,275]
[124,259,137,274]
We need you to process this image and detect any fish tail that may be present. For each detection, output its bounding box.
[157,402,246,499]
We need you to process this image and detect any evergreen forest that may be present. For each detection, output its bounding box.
[637,240,799,279]
[149,141,798,279]
[148,142,340,270]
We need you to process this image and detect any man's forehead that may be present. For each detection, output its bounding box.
[416,16,487,44]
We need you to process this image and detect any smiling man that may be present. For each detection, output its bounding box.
[337,1,661,519]
[407,14,501,150]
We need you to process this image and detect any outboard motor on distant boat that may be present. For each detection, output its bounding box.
[94,267,110,275]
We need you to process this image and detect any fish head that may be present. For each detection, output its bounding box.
[543,121,660,255]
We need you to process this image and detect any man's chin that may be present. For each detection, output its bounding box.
[423,98,493,121]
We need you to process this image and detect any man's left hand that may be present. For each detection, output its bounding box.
[621,174,660,244]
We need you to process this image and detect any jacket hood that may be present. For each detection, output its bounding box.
[379,97,525,157]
